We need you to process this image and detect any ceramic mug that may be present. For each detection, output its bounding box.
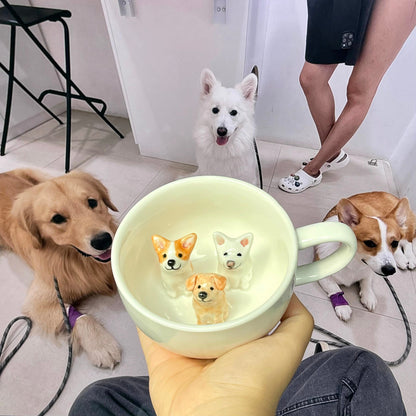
[112,176,356,358]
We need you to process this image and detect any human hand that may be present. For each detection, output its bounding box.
[138,294,314,416]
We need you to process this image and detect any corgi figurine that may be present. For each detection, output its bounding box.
[152,233,197,298]
[186,273,229,325]
[213,231,253,289]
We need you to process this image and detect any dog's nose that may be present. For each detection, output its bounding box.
[217,127,228,137]
[198,291,207,300]
[91,232,112,251]
[167,259,176,267]
[381,264,396,276]
[226,260,235,269]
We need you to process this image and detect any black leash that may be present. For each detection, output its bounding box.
[310,277,412,366]
[0,277,73,415]
[253,138,263,190]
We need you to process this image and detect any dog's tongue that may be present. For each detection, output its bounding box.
[216,136,229,146]
[97,249,112,261]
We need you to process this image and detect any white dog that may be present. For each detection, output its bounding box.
[192,68,259,186]
[213,231,253,289]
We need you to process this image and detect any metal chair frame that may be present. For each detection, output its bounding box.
[0,0,124,172]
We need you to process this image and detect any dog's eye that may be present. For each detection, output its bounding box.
[212,107,219,114]
[391,240,399,248]
[51,214,66,224]
[178,253,183,258]
[363,240,377,248]
[237,253,242,256]
[210,287,214,291]
[163,254,167,258]
[88,198,98,209]
[229,110,238,116]
[223,252,228,256]
[197,285,201,289]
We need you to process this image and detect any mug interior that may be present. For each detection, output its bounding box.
[113,176,298,329]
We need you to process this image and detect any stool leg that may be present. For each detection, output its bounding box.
[1,26,16,157]
[62,20,71,173]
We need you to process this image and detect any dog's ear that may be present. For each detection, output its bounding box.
[180,233,197,250]
[12,191,43,249]
[186,274,198,291]
[213,274,227,291]
[152,235,169,253]
[239,232,253,249]
[238,73,257,102]
[390,198,410,228]
[67,171,118,212]
[337,198,362,227]
[213,231,226,246]
[200,68,218,96]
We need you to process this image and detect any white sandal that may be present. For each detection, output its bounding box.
[301,149,350,173]
[278,168,322,193]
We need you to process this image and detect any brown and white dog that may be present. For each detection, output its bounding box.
[0,169,121,368]
[186,273,229,325]
[316,192,416,321]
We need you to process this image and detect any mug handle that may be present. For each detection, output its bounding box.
[294,222,356,286]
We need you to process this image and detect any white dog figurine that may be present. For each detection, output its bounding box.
[213,231,253,290]
[151,233,197,298]
[193,68,259,186]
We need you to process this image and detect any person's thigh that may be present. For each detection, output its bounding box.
[349,0,416,95]
[276,347,406,416]
[69,376,156,416]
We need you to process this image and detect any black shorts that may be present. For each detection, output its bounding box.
[305,0,376,66]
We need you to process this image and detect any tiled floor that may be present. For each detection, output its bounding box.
[1,111,415,414]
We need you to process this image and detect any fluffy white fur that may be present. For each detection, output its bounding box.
[193,68,259,186]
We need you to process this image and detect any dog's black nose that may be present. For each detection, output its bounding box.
[381,264,396,276]
[91,232,112,251]
[167,259,176,267]
[217,127,228,137]
[198,291,207,300]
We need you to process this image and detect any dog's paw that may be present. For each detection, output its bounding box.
[359,290,377,312]
[73,315,122,369]
[335,305,352,321]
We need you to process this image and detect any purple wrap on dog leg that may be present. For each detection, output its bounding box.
[67,305,85,328]
[330,291,349,309]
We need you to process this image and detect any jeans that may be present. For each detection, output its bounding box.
[69,347,406,416]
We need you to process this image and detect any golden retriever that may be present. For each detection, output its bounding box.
[0,169,121,368]
[186,273,228,325]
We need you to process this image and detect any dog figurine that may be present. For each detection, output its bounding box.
[152,233,197,298]
[316,192,416,321]
[213,231,253,290]
[186,273,229,325]
[192,68,259,186]
[0,169,121,368]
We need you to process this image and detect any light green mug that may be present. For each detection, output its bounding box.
[112,176,356,358]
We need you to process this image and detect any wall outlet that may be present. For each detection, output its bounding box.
[118,0,135,17]
[213,0,226,24]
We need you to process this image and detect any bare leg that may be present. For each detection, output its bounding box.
[299,62,338,145]
[303,0,416,177]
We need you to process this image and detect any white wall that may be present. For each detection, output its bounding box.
[31,0,127,118]
[250,0,416,162]
[0,0,64,141]
[101,0,250,164]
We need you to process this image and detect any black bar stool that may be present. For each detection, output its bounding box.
[0,1,124,172]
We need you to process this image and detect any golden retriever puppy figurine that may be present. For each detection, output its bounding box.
[186,273,228,325]
[0,169,121,368]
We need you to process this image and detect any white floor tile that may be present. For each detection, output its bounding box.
[1,110,414,415]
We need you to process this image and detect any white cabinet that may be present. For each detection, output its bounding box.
[100,0,250,165]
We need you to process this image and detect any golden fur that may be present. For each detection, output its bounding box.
[186,273,228,325]
[0,169,121,368]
